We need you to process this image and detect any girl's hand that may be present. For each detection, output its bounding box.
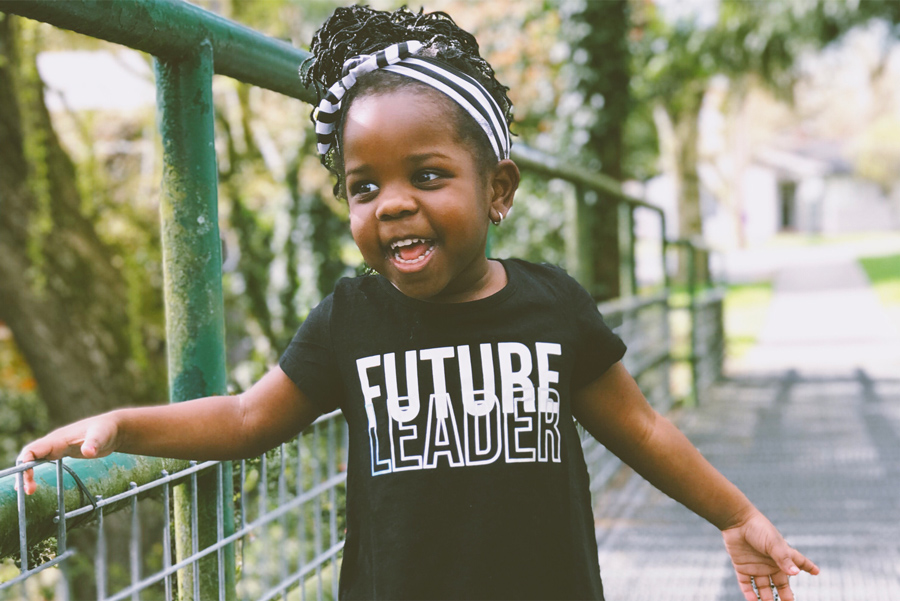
[16,415,120,496]
[722,510,819,601]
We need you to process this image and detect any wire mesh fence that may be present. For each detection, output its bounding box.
[580,292,674,497]
[692,288,726,402]
[0,410,347,601]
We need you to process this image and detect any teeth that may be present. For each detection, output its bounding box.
[390,238,428,250]
[389,238,435,264]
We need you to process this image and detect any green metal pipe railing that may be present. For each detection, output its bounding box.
[0,1,291,597]
[667,238,717,406]
[510,145,662,212]
[0,456,190,560]
[2,0,315,103]
[511,144,670,296]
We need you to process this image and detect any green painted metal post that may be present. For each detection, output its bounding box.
[686,244,699,407]
[565,184,595,295]
[155,41,235,601]
[617,202,636,297]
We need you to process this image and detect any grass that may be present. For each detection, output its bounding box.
[724,281,773,360]
[766,231,900,248]
[859,253,900,309]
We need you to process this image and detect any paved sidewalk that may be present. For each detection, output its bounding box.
[735,258,900,378]
[594,253,900,600]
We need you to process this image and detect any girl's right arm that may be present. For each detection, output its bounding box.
[17,366,321,495]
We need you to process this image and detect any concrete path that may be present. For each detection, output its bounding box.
[735,258,900,378]
[594,249,900,600]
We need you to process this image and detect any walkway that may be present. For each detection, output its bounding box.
[595,247,900,600]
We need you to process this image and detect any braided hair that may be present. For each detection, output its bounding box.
[302,5,513,197]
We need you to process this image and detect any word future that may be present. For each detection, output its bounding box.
[356,342,563,477]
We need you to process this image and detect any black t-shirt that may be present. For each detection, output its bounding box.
[280,259,626,600]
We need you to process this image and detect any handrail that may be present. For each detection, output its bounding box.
[510,145,664,215]
[0,456,193,559]
[510,144,671,299]
[2,0,316,103]
[0,408,342,561]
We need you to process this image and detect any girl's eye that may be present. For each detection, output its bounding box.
[350,181,379,198]
[413,170,442,185]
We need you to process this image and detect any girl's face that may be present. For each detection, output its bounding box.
[342,87,517,303]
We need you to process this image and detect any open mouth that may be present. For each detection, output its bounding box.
[389,237,435,265]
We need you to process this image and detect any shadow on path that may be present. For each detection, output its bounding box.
[595,244,900,598]
[596,369,900,599]
[595,243,900,599]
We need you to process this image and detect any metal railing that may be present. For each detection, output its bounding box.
[0,0,725,598]
[1,0,316,597]
[1,411,346,601]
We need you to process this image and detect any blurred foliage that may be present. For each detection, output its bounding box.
[435,0,641,290]
[5,0,900,440]
[0,3,357,406]
[557,0,631,175]
[851,115,900,190]
[631,0,878,128]
[0,387,47,467]
[491,175,568,266]
[201,0,360,390]
[1,14,168,426]
[629,0,900,248]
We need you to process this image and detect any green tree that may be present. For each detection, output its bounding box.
[560,0,632,300]
[633,0,900,257]
[0,15,167,426]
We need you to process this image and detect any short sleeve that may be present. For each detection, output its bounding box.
[566,276,627,390]
[279,295,343,413]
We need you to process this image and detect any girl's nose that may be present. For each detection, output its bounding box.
[374,189,418,221]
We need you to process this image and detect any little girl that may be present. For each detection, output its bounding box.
[19,6,817,601]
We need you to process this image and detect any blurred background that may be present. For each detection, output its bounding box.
[4,0,900,483]
[2,0,900,596]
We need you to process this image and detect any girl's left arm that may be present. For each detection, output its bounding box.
[573,361,818,601]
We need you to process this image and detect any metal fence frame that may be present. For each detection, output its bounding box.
[0,1,725,598]
[1,410,347,601]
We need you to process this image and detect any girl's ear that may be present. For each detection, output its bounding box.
[489,159,520,218]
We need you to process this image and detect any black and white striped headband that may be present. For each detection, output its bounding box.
[310,40,510,161]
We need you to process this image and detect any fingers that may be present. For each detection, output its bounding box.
[16,440,60,496]
[770,539,801,576]
[757,577,776,601]
[791,547,820,576]
[727,516,817,600]
[768,534,819,574]
[81,420,116,458]
[737,574,759,601]
[737,561,813,601]
[771,573,795,601]
[15,448,39,497]
[14,418,115,495]
[739,574,793,601]
[751,573,794,601]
